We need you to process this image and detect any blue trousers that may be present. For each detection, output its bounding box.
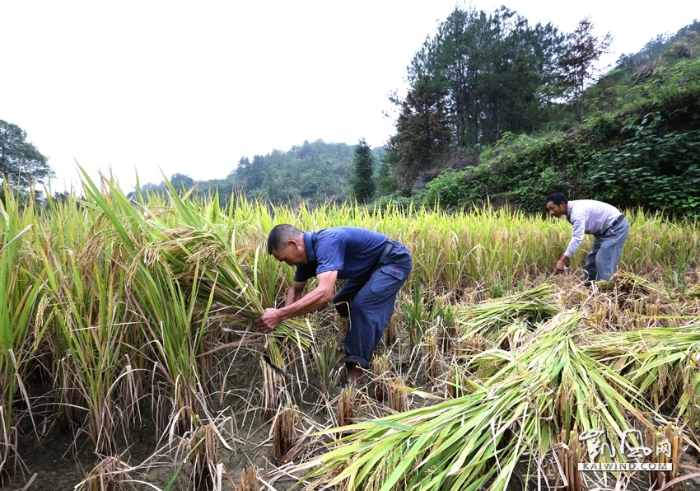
[333,241,412,369]
[585,216,629,282]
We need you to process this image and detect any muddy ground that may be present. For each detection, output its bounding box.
[0,349,319,491]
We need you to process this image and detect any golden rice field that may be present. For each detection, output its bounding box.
[1,173,700,491]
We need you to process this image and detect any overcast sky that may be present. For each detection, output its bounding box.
[1,1,697,192]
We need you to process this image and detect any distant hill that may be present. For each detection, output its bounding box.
[616,20,700,70]
[138,139,384,207]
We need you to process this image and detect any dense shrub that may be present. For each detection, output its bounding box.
[589,113,700,217]
[418,53,700,218]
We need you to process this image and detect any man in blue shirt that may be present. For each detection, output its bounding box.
[253,224,413,384]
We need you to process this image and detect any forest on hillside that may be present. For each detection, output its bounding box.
[138,8,700,218]
[412,15,700,217]
[136,139,384,206]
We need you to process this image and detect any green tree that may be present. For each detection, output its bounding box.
[410,7,489,148]
[376,152,400,196]
[351,138,375,204]
[406,6,564,148]
[0,120,52,189]
[557,17,612,120]
[170,173,195,190]
[385,76,452,191]
[482,12,565,139]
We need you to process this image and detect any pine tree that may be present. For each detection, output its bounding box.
[557,17,612,120]
[387,76,452,191]
[352,138,375,204]
[405,6,565,147]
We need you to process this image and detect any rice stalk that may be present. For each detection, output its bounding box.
[582,326,700,396]
[401,276,430,349]
[554,431,583,491]
[455,283,561,344]
[76,455,129,491]
[39,240,133,453]
[0,191,42,481]
[79,169,315,350]
[146,179,314,347]
[165,419,231,491]
[433,299,456,353]
[581,325,700,445]
[383,315,398,346]
[607,271,671,300]
[371,354,391,402]
[445,364,471,399]
[338,386,355,428]
[271,402,298,464]
[147,226,315,348]
[189,422,217,491]
[387,377,408,413]
[312,336,339,391]
[297,311,654,491]
[423,328,439,380]
[262,338,287,421]
[647,423,681,490]
[233,467,260,491]
[132,262,214,437]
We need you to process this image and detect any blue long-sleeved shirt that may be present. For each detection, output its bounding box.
[294,227,389,281]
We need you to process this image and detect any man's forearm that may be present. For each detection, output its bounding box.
[285,288,302,307]
[279,286,333,321]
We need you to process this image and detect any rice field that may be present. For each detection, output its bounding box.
[1,174,699,490]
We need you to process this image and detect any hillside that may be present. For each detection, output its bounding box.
[139,139,384,207]
[137,17,700,218]
[417,19,700,218]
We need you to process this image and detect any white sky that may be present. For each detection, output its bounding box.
[1,1,697,193]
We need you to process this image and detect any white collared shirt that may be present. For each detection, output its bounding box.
[564,200,623,258]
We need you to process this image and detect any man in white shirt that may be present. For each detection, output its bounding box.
[546,193,629,283]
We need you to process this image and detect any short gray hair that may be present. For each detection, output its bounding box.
[267,224,302,254]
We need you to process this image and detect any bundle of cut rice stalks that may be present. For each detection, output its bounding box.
[582,324,700,449]
[455,283,561,349]
[152,226,315,347]
[296,311,655,491]
[599,271,670,300]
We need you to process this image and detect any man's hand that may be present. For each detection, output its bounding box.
[555,258,569,274]
[254,308,284,334]
[253,272,337,334]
